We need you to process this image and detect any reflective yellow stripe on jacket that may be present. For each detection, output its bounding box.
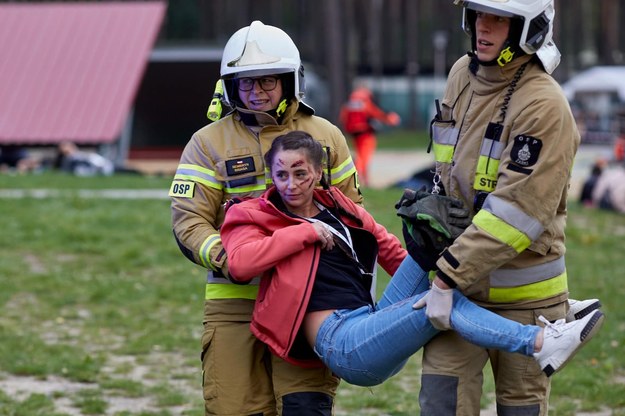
[173,164,223,190]
[224,174,267,194]
[330,157,357,185]
[431,124,458,164]
[474,137,506,193]
[205,283,259,300]
[205,272,260,300]
[199,234,221,270]
[489,272,568,303]
[488,260,568,303]
[432,120,506,194]
[474,195,567,302]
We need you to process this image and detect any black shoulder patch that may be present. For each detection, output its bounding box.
[510,134,542,168]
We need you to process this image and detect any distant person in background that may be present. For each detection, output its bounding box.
[0,145,41,174]
[55,141,114,176]
[614,108,625,163]
[614,135,625,164]
[585,108,625,212]
[579,159,606,207]
[591,161,625,214]
[339,86,400,186]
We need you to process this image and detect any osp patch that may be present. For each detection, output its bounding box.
[169,180,195,198]
[508,135,542,174]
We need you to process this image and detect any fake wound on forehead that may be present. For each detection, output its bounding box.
[291,159,305,168]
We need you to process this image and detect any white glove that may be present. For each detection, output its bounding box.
[413,284,454,330]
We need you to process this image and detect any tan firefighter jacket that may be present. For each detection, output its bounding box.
[431,54,580,308]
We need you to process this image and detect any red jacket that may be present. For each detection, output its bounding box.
[221,186,406,367]
[339,87,392,135]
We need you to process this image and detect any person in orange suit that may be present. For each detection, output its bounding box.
[340,86,400,186]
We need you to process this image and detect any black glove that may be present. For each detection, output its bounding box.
[396,188,471,240]
[396,188,471,271]
[402,222,439,271]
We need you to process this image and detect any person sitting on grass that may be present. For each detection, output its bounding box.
[220,130,605,387]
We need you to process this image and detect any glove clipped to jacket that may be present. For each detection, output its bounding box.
[395,187,471,271]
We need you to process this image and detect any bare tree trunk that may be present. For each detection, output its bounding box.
[323,0,345,124]
[405,0,419,129]
[368,0,384,78]
[599,0,619,64]
[344,0,357,91]
[580,1,597,67]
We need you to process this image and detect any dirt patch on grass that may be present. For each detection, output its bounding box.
[0,351,201,415]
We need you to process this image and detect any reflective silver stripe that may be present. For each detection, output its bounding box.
[174,164,222,190]
[432,124,459,145]
[479,138,505,158]
[482,195,544,241]
[490,256,566,287]
[206,271,260,286]
[330,157,357,184]
[200,234,221,270]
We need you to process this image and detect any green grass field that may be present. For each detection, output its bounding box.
[1,163,624,415]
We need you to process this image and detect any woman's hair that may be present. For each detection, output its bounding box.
[265,130,363,226]
[264,130,327,179]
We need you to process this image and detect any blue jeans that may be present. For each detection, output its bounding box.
[313,256,541,386]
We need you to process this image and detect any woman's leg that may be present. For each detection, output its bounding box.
[314,299,437,386]
[377,255,430,309]
[450,292,541,355]
[315,288,540,386]
[314,256,435,386]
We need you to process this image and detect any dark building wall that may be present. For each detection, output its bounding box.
[130,59,220,157]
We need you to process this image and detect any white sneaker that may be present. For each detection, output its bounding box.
[566,298,601,322]
[534,309,605,377]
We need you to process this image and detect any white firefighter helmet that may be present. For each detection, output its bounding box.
[455,0,561,73]
[220,20,305,106]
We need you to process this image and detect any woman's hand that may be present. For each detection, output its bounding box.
[312,222,335,251]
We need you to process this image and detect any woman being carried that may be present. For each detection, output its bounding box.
[220,131,604,387]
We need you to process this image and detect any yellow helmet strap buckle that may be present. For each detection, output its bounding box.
[497,47,515,67]
[276,98,288,117]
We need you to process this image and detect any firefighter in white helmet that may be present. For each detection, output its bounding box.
[415,1,599,414]
[169,21,360,416]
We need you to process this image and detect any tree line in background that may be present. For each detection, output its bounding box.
[158,0,622,122]
[4,0,622,126]
[162,0,623,73]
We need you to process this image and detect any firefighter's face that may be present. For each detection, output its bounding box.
[270,149,322,216]
[474,12,510,62]
[238,76,283,112]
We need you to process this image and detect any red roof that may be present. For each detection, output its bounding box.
[0,1,166,145]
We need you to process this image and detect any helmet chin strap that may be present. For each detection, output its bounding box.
[472,39,518,68]
[497,46,516,66]
[276,98,288,117]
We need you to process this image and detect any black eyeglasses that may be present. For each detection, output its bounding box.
[237,76,279,92]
